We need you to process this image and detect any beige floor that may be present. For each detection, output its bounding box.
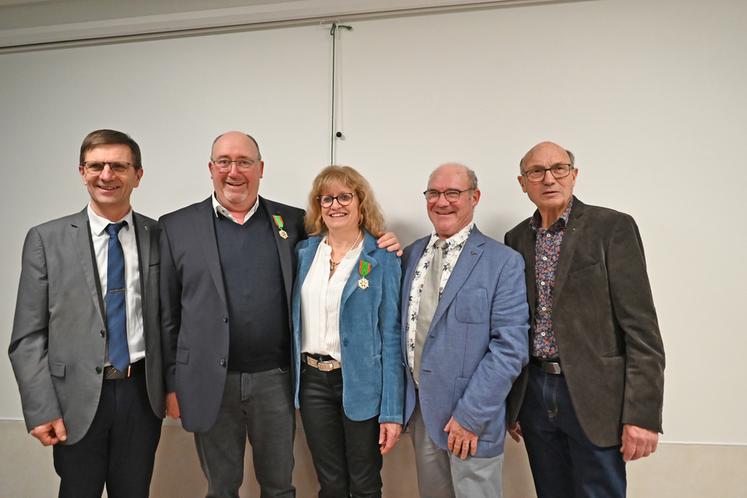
[1,418,744,497]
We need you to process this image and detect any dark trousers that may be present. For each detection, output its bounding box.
[299,365,382,498]
[194,368,295,498]
[519,365,626,498]
[53,367,162,498]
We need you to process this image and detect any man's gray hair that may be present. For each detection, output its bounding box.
[466,166,479,190]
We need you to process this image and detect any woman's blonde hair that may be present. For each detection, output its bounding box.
[305,165,386,237]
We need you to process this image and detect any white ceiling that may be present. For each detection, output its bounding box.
[0,0,51,6]
[0,0,581,50]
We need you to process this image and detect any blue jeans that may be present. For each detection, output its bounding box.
[194,368,295,498]
[519,365,626,498]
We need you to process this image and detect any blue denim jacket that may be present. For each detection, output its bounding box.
[292,231,404,423]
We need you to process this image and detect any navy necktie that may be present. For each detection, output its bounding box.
[105,222,130,372]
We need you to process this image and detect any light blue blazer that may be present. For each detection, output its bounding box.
[401,227,530,457]
[292,232,404,423]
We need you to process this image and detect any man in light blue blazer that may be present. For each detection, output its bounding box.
[401,163,530,498]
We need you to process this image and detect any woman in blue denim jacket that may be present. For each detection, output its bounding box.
[291,165,404,497]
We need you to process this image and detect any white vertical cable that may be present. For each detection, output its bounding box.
[329,22,351,165]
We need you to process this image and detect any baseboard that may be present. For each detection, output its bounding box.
[1,418,743,497]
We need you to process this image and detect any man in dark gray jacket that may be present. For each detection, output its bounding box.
[9,129,164,497]
[160,131,303,498]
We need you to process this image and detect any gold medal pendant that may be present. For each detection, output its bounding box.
[272,215,288,240]
[358,277,369,289]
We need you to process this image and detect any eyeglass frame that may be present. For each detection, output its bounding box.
[80,161,134,174]
[423,188,474,203]
[210,158,260,171]
[521,163,574,183]
[317,192,356,208]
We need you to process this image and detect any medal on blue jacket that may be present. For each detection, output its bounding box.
[358,260,371,289]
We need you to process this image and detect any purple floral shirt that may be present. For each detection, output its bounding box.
[530,199,573,359]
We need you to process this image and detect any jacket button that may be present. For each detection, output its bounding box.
[342,339,349,347]
[95,366,102,374]
[99,329,105,338]
[219,358,226,367]
[223,316,228,323]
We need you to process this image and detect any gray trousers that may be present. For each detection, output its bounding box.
[194,368,296,498]
[410,400,503,498]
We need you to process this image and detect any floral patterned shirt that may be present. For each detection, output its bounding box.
[406,222,474,370]
[530,199,573,359]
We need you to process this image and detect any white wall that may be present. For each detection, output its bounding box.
[1,0,745,450]
[0,22,332,419]
[333,0,747,444]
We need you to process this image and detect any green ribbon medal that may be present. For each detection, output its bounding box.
[272,214,288,239]
[358,260,371,289]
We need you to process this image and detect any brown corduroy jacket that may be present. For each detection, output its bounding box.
[505,197,665,447]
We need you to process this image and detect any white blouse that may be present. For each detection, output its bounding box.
[300,238,363,362]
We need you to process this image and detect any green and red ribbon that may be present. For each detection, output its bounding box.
[359,260,371,278]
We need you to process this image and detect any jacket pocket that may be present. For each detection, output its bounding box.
[50,362,66,378]
[568,260,602,279]
[455,288,488,323]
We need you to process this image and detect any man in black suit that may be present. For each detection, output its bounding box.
[160,131,303,497]
[505,141,665,498]
[9,129,164,497]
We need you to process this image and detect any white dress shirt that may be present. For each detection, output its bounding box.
[212,193,259,224]
[87,205,145,364]
[300,237,363,362]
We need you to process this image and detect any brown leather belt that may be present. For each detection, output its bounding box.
[530,357,562,375]
[302,353,341,372]
[104,360,144,380]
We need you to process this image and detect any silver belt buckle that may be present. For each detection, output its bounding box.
[303,354,340,372]
[545,361,562,375]
[318,361,334,372]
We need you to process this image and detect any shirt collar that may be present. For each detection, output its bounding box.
[212,194,260,224]
[87,204,133,236]
[427,221,474,251]
[530,197,574,232]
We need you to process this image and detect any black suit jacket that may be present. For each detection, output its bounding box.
[505,197,665,447]
[159,196,305,432]
[9,209,164,444]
